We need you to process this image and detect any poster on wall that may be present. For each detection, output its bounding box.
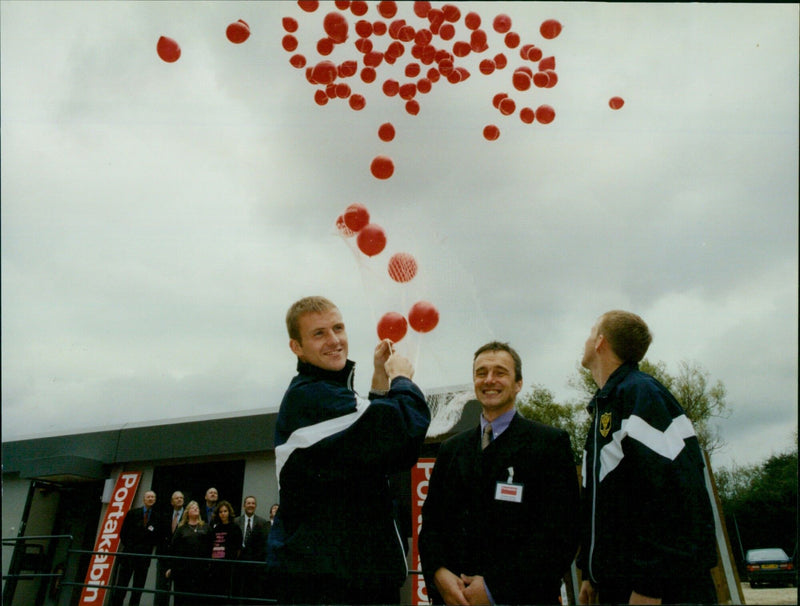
[79,471,142,604]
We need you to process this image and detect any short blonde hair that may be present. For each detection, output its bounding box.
[598,310,652,363]
[286,296,338,342]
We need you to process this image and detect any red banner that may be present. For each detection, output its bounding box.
[411,458,436,606]
[79,471,142,604]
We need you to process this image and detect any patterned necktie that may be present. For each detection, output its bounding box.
[482,423,493,450]
[143,508,150,527]
[245,518,252,546]
[172,511,179,533]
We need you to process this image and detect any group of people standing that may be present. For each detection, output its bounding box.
[111,487,277,605]
[266,296,719,605]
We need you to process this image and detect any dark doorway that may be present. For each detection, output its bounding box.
[151,461,246,518]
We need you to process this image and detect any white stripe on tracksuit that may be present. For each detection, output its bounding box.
[275,396,370,489]
[593,413,697,484]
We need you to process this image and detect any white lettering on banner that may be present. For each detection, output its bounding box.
[412,459,436,606]
[79,472,142,605]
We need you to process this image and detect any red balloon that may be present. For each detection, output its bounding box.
[349,93,365,110]
[373,20,387,35]
[388,252,418,282]
[535,105,556,124]
[343,203,370,232]
[399,83,417,100]
[414,1,432,18]
[519,107,535,124]
[440,23,456,41]
[483,124,500,141]
[532,71,549,88]
[499,97,516,116]
[494,53,507,69]
[378,122,396,142]
[357,223,387,257]
[408,301,439,333]
[539,56,556,71]
[544,70,558,88]
[527,46,543,62]
[336,214,356,237]
[226,21,250,44]
[465,12,481,30]
[157,36,181,63]
[283,17,299,33]
[370,156,394,180]
[289,54,306,68]
[338,60,358,77]
[312,60,338,85]
[314,89,329,106]
[609,96,625,110]
[382,79,400,96]
[479,59,495,75]
[417,77,432,93]
[355,19,373,37]
[512,70,531,91]
[470,29,488,52]
[492,92,508,108]
[442,4,460,22]
[378,1,398,18]
[335,1,351,8]
[298,1,319,12]
[540,19,562,40]
[317,37,335,56]
[282,35,298,52]
[405,63,421,78]
[405,100,420,115]
[504,31,520,49]
[360,67,377,83]
[350,1,368,16]
[323,12,349,44]
[377,312,408,343]
[493,14,512,34]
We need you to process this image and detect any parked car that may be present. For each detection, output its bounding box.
[745,548,797,587]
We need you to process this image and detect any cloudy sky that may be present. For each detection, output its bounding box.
[2,2,797,470]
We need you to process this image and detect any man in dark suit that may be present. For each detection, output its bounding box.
[111,490,162,606]
[234,495,270,601]
[155,490,184,606]
[419,342,580,605]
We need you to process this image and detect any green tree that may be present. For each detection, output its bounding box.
[717,442,798,567]
[516,384,590,465]
[566,359,729,455]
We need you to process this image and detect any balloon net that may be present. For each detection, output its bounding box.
[425,386,474,438]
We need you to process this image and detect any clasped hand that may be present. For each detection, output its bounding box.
[434,567,491,606]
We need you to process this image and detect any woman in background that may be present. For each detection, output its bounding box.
[166,500,212,605]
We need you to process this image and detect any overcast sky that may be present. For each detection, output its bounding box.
[2,2,797,470]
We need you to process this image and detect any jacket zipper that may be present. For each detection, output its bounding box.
[588,403,599,583]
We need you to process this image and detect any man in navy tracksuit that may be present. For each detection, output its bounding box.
[266,296,430,605]
[577,310,718,605]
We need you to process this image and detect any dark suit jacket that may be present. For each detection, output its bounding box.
[235,514,269,562]
[120,506,162,555]
[419,413,580,605]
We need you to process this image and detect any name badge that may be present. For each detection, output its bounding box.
[495,482,523,503]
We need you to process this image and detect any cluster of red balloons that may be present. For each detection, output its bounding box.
[281,1,565,146]
[157,19,251,63]
[335,202,438,343]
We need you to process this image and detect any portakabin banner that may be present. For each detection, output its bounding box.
[79,471,142,604]
[411,459,436,606]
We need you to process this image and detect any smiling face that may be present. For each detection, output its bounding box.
[243,497,256,516]
[289,308,348,372]
[473,350,522,420]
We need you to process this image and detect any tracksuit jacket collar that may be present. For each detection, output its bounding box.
[587,361,638,413]
[296,358,356,390]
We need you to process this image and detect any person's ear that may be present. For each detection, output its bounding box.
[289,339,303,357]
